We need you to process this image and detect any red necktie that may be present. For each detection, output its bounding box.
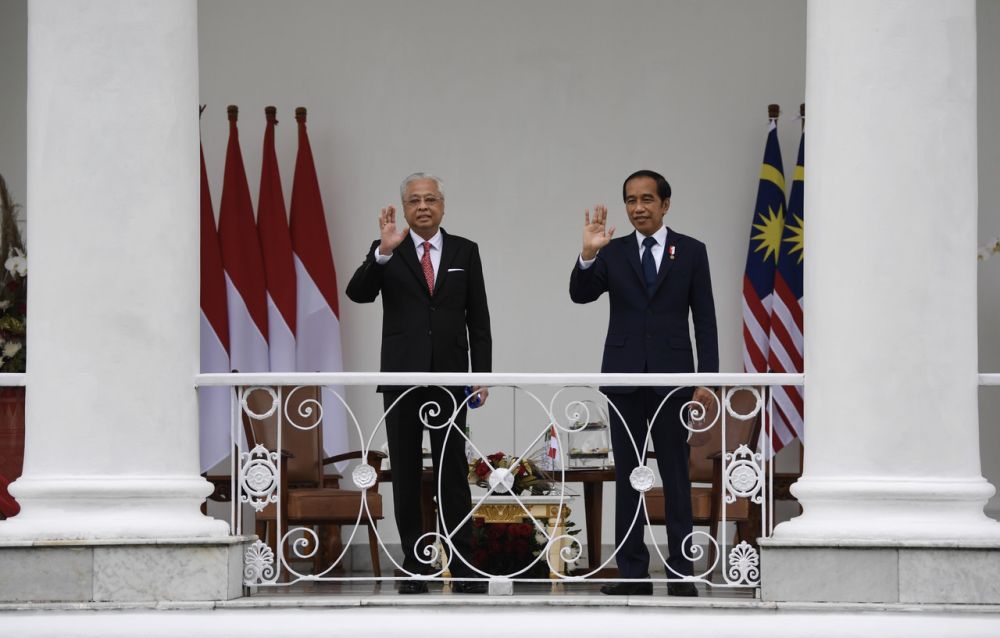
[421,241,434,294]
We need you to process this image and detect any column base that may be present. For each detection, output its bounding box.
[773,475,1000,542]
[0,475,229,540]
[0,536,253,602]
[761,540,1000,604]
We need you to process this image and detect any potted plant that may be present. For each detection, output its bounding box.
[0,173,26,519]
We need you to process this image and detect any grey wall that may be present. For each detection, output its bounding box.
[0,0,27,206]
[196,0,810,543]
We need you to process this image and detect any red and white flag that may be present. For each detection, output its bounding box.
[257,107,296,372]
[199,142,232,471]
[219,106,269,376]
[545,424,560,470]
[290,107,347,457]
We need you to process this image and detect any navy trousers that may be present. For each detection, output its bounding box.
[383,386,475,578]
[608,389,694,578]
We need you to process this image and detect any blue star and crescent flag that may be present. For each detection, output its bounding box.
[741,112,805,453]
[742,117,785,375]
[767,132,805,451]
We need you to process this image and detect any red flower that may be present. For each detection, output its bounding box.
[516,464,527,477]
[487,452,505,464]
[475,461,490,479]
[485,524,506,540]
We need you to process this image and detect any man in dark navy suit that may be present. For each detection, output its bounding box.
[570,170,718,596]
[347,173,491,594]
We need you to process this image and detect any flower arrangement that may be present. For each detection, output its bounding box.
[468,451,554,496]
[0,175,25,374]
[980,237,1000,262]
[469,519,548,577]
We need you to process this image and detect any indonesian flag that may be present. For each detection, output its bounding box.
[257,107,296,372]
[290,107,347,457]
[199,142,232,472]
[547,425,559,463]
[218,106,269,376]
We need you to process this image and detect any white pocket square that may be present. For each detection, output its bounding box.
[447,268,464,272]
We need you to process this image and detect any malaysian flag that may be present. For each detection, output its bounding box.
[742,115,786,375]
[767,130,805,450]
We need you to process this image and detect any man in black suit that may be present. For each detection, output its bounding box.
[570,170,718,596]
[346,173,491,594]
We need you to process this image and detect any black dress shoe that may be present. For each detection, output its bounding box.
[398,580,429,594]
[667,582,698,597]
[600,581,653,596]
[452,580,488,594]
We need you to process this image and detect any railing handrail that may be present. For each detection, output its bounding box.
[195,371,805,387]
[981,374,1000,386]
[0,373,26,386]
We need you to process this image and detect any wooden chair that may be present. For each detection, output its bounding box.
[643,387,759,576]
[242,386,387,576]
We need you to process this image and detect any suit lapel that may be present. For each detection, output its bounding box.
[649,228,676,298]
[434,229,458,296]
[397,234,429,295]
[624,232,645,288]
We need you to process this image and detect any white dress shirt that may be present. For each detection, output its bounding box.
[375,229,443,278]
[578,226,669,270]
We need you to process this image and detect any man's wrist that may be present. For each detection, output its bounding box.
[375,243,393,264]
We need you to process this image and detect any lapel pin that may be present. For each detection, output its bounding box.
[668,245,676,260]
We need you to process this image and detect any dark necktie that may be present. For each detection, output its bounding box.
[641,235,657,295]
[421,241,435,294]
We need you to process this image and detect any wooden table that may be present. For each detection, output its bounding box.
[557,468,616,572]
[382,465,617,574]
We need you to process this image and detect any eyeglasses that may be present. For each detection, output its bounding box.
[404,195,442,207]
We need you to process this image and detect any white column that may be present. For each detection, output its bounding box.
[0,0,226,539]
[773,0,1000,542]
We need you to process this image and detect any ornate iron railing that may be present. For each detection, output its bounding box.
[197,372,803,593]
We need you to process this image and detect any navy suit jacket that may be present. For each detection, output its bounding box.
[346,229,492,377]
[569,228,718,394]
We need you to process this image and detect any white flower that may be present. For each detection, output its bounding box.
[2,342,21,359]
[0,300,10,310]
[4,248,26,277]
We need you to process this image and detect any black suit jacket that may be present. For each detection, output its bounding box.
[569,228,718,393]
[346,229,492,377]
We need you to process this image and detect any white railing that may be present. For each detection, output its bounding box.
[198,372,803,593]
[0,373,26,386]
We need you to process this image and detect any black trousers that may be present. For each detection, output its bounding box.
[608,389,693,578]
[383,386,474,577]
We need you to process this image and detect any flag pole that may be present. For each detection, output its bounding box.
[800,103,805,131]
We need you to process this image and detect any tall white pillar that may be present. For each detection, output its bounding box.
[763,0,1000,604]
[0,0,225,540]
